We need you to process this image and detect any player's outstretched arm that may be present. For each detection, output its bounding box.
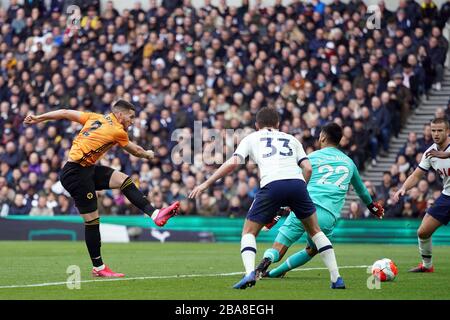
[393,167,425,203]
[24,109,84,124]
[189,155,241,199]
[122,141,154,160]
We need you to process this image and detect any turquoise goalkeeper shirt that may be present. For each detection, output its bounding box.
[306,147,373,219]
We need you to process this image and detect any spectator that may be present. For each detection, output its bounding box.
[196,193,217,216]
[401,63,420,100]
[417,124,434,152]
[236,183,253,214]
[397,155,411,173]
[1,141,20,168]
[420,0,439,33]
[96,194,112,215]
[223,176,237,200]
[371,96,391,156]
[382,87,401,137]
[440,0,450,28]
[376,172,393,202]
[402,198,415,217]
[348,201,363,219]
[9,193,31,215]
[178,198,195,215]
[435,106,445,119]
[112,34,131,55]
[428,36,447,91]
[212,186,229,216]
[427,170,442,191]
[417,45,434,92]
[162,0,182,11]
[11,8,26,37]
[30,194,54,216]
[384,187,404,218]
[228,196,245,217]
[0,185,12,217]
[392,73,413,125]
[408,186,427,217]
[0,0,444,219]
[352,118,370,169]
[54,194,77,215]
[399,132,419,156]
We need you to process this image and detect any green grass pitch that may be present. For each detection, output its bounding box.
[0,241,449,300]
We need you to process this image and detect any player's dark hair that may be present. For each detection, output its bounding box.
[321,122,343,146]
[112,99,136,112]
[256,107,279,128]
[431,117,449,129]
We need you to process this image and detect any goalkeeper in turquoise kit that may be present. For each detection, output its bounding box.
[256,123,384,278]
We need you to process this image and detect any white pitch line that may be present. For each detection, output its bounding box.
[0,265,369,289]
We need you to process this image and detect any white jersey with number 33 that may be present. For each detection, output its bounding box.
[233,129,307,188]
[419,143,450,196]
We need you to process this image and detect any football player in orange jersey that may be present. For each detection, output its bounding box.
[24,99,180,277]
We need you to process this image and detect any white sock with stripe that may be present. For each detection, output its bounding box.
[311,231,340,282]
[93,264,105,271]
[241,233,257,276]
[419,237,432,268]
[151,209,160,220]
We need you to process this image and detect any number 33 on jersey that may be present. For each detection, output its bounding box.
[233,129,308,188]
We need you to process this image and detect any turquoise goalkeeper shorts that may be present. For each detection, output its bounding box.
[275,207,337,249]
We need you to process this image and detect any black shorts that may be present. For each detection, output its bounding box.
[247,179,316,224]
[427,193,450,225]
[59,162,115,214]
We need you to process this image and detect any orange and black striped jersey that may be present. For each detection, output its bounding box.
[68,112,129,166]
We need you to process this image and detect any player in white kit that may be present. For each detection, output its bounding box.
[394,118,450,272]
[189,108,345,289]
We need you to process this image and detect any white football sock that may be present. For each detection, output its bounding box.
[311,231,340,282]
[419,237,432,268]
[241,233,257,276]
[93,264,105,271]
[151,209,159,220]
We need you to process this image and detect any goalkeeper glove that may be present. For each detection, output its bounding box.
[367,202,384,219]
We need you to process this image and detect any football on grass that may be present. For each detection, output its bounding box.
[372,258,398,281]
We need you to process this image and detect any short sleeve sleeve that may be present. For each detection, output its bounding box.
[234,135,250,161]
[79,112,92,125]
[294,138,308,164]
[116,130,129,147]
[418,151,431,172]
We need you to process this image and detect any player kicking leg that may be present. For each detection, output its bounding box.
[24,99,180,277]
[57,163,179,278]
[393,118,450,273]
[108,169,180,227]
[57,164,127,277]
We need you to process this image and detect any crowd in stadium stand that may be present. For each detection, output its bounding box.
[348,106,448,219]
[0,0,449,218]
